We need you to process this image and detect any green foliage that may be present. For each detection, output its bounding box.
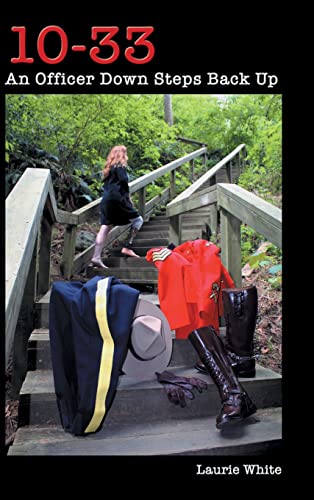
[5,94,182,207]
[243,233,282,290]
[241,225,265,265]
[173,94,282,199]
[6,93,281,212]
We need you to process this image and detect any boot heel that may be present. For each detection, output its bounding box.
[230,356,256,378]
[236,368,256,378]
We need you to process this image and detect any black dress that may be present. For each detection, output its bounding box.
[100,165,140,225]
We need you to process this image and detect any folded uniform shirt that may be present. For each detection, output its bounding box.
[49,276,139,436]
[146,239,235,339]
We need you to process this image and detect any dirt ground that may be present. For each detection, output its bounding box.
[242,271,282,374]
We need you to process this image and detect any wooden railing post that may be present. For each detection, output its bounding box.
[37,207,53,296]
[138,187,146,219]
[209,203,218,235]
[6,169,58,365]
[241,147,247,171]
[209,175,217,186]
[62,224,77,279]
[169,214,182,246]
[190,159,195,182]
[237,152,241,178]
[9,237,37,397]
[170,169,176,199]
[225,161,232,183]
[220,207,242,287]
[202,152,208,171]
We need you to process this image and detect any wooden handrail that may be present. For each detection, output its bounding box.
[177,136,207,146]
[60,147,208,278]
[166,144,246,246]
[167,185,217,217]
[57,147,208,225]
[165,178,282,287]
[168,144,246,207]
[217,183,282,286]
[217,183,282,248]
[6,168,57,364]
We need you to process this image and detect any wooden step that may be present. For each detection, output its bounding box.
[98,257,153,268]
[85,266,158,282]
[35,290,160,328]
[8,407,282,456]
[27,332,199,371]
[108,245,163,257]
[17,365,282,427]
[150,215,168,220]
[141,217,170,226]
[118,238,169,247]
[134,231,169,240]
[140,224,169,232]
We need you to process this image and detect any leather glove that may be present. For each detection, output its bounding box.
[158,381,195,408]
[156,370,208,393]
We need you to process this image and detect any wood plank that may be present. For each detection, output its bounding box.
[217,183,282,248]
[170,169,176,200]
[225,161,232,183]
[128,147,207,193]
[61,225,77,279]
[10,243,37,398]
[56,209,79,225]
[145,187,171,218]
[76,199,101,224]
[138,187,146,218]
[169,214,182,246]
[47,182,59,221]
[209,204,218,234]
[167,185,217,217]
[72,223,131,274]
[37,209,52,296]
[170,144,245,203]
[6,168,57,363]
[220,208,242,287]
[177,136,207,146]
[190,159,195,182]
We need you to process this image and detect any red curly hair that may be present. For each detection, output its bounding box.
[103,145,128,176]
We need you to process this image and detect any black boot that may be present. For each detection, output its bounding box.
[222,285,258,378]
[189,326,256,429]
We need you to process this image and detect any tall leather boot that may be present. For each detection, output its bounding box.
[222,285,258,378]
[189,326,256,429]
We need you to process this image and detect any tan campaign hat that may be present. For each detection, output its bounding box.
[122,298,173,381]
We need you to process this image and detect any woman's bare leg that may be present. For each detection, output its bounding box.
[91,224,112,268]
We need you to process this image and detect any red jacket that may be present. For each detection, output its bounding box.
[146,240,234,339]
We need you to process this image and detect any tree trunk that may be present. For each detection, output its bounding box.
[164,94,173,126]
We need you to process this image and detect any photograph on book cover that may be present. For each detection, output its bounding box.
[5,93,282,458]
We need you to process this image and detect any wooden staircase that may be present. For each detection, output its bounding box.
[86,209,213,284]
[8,209,282,456]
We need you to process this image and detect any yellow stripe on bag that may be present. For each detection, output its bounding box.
[84,278,114,433]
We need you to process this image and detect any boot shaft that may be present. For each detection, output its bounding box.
[222,285,258,358]
[189,327,244,398]
[188,327,256,428]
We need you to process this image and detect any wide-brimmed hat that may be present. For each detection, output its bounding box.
[122,298,173,381]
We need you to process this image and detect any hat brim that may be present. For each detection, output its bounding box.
[122,298,173,381]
